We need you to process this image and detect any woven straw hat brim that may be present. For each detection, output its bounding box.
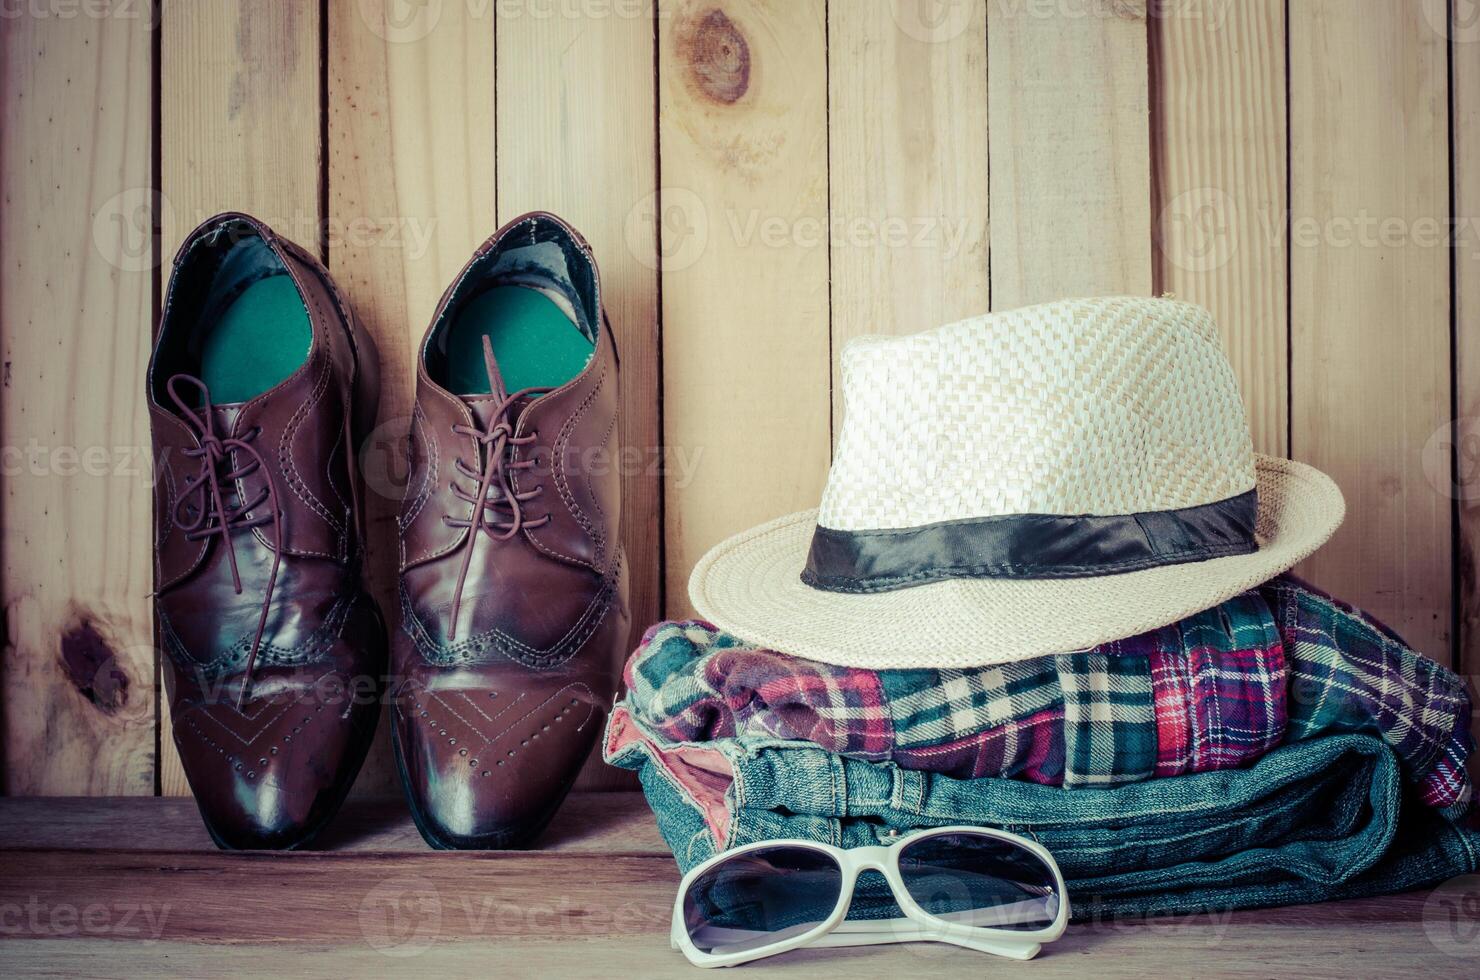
[688,455,1344,669]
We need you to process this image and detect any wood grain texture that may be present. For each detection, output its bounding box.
[0,798,673,948]
[495,2,658,789]
[326,0,496,797]
[157,0,324,794]
[826,0,990,426]
[1151,0,1289,457]
[658,0,832,619]
[0,795,1471,977]
[0,5,155,794]
[3,922,1474,980]
[1289,0,1453,662]
[987,0,1152,310]
[159,0,322,251]
[0,850,677,944]
[1454,0,1480,759]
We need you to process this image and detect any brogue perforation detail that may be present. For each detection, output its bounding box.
[398,555,622,669]
[399,405,437,535]
[158,589,358,676]
[532,365,607,569]
[397,683,595,777]
[177,671,335,745]
[177,682,336,785]
[275,347,348,554]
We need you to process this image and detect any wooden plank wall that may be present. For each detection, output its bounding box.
[1,0,1477,796]
[1289,0,1452,662]
[1152,0,1288,458]
[826,0,990,421]
[1,1,155,794]
[989,0,1151,308]
[660,0,833,619]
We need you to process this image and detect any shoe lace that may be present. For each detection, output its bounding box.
[441,337,552,638]
[166,374,283,709]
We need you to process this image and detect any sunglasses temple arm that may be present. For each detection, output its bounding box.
[801,924,1042,960]
[942,934,1041,960]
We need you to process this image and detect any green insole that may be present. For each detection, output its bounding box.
[445,286,593,396]
[198,275,312,404]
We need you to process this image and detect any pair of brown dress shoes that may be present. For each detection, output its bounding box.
[148,211,629,849]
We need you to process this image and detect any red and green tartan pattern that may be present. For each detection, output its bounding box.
[1267,576,1475,812]
[620,576,1472,807]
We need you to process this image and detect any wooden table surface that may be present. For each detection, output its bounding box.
[0,793,1475,978]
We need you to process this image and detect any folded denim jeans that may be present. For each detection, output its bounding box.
[606,726,1480,919]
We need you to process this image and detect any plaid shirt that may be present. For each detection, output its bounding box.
[1267,576,1475,811]
[618,576,1473,807]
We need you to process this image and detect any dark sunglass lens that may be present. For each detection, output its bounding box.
[682,846,844,955]
[897,832,1060,931]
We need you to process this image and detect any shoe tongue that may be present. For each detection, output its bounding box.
[460,334,530,430]
[165,373,246,433]
[210,402,246,435]
[464,395,509,431]
[464,391,537,432]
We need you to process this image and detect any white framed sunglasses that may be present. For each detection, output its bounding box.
[670,826,1070,968]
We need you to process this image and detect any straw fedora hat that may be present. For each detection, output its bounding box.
[689,296,1345,669]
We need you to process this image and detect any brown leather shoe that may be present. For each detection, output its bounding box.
[391,212,630,849]
[148,212,386,849]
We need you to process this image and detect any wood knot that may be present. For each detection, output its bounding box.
[679,8,751,105]
[59,620,128,714]
[1103,0,1147,20]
